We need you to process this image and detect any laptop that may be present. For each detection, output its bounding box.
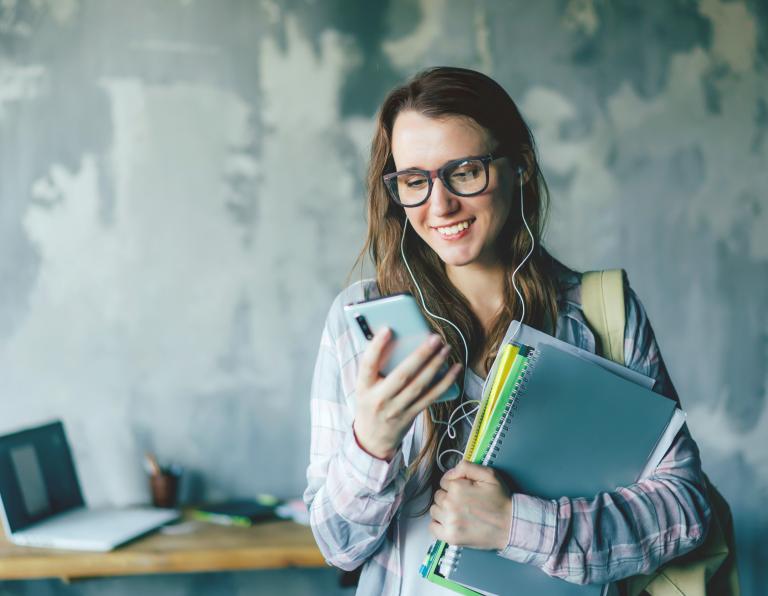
[0,420,179,551]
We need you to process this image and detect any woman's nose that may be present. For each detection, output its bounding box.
[429,178,460,216]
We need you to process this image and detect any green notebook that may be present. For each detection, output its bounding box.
[191,497,280,527]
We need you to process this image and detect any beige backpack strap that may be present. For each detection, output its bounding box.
[580,270,626,365]
[581,270,739,596]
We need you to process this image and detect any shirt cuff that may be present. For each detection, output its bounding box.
[339,425,405,494]
[497,493,558,566]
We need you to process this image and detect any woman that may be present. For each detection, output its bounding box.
[304,67,711,595]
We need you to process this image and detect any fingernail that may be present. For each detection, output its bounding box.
[429,335,442,347]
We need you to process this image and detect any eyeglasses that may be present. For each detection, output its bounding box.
[382,153,501,207]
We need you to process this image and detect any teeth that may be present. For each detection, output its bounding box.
[436,220,471,236]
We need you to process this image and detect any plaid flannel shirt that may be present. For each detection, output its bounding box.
[304,261,711,594]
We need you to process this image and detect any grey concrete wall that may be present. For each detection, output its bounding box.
[0,1,765,594]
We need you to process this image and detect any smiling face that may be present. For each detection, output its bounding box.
[390,110,513,272]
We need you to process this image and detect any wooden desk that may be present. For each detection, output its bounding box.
[0,517,326,581]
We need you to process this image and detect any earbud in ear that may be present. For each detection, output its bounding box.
[516,165,525,177]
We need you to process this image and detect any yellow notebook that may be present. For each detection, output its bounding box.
[466,343,519,461]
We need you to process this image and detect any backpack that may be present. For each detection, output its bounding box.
[581,270,740,596]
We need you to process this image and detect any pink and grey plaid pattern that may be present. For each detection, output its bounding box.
[304,261,711,594]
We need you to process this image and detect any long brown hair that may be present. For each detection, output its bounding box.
[351,67,559,505]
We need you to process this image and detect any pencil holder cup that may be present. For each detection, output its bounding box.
[149,471,179,508]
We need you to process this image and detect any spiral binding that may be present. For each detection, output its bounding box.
[485,348,540,466]
[437,348,541,579]
[438,544,461,577]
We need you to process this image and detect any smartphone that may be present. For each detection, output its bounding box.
[343,293,460,403]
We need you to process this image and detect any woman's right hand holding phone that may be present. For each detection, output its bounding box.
[352,328,462,461]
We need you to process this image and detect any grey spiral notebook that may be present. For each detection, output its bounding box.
[441,343,684,596]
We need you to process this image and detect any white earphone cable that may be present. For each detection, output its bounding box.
[509,169,535,344]
[399,164,534,473]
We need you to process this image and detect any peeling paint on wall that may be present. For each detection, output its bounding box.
[0,1,766,594]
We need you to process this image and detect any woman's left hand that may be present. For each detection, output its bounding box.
[429,460,514,550]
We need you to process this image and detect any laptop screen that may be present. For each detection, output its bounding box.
[0,421,84,533]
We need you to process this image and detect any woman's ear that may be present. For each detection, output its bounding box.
[516,147,536,185]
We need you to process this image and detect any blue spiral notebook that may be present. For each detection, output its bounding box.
[422,341,685,595]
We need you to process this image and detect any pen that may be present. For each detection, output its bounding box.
[145,452,162,476]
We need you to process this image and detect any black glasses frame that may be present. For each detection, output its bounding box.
[382,153,500,208]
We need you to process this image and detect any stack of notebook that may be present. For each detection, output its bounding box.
[419,323,686,596]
